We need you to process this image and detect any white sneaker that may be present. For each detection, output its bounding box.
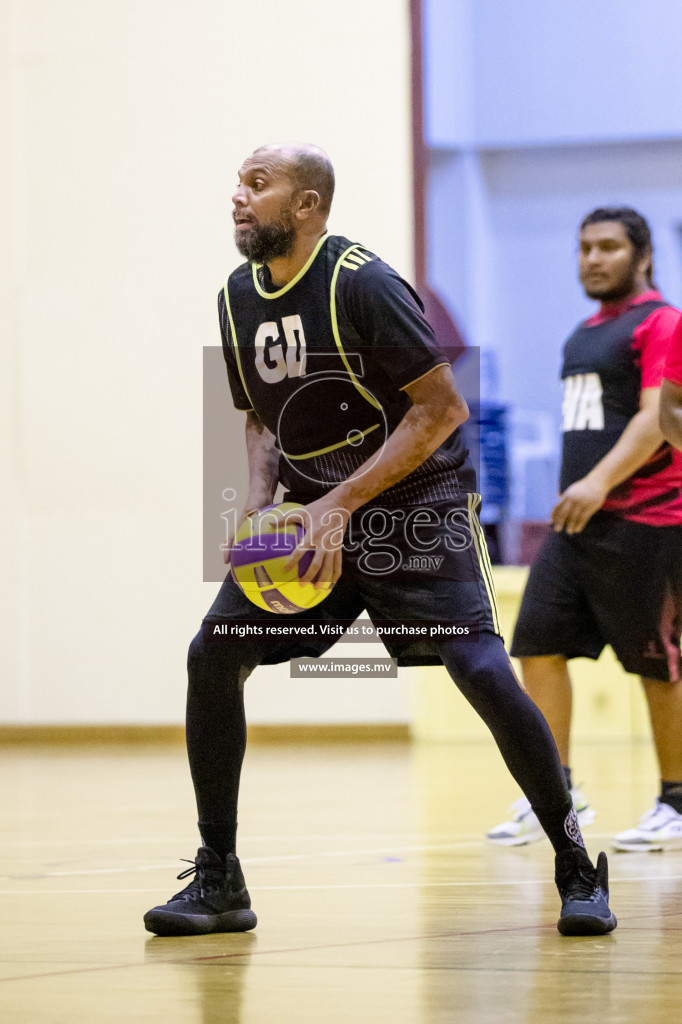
[486,786,596,847]
[611,800,682,852]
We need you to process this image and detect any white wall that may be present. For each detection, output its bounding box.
[1,0,414,724]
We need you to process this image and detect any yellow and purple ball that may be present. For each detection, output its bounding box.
[230,502,334,614]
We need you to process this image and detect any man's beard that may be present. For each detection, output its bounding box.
[235,211,296,264]
[583,261,640,302]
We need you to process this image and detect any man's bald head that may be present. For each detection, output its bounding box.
[250,143,335,216]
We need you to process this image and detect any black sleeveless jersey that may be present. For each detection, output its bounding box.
[218,234,476,506]
[559,298,682,519]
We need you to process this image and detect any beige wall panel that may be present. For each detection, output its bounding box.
[0,0,24,715]
[2,0,413,723]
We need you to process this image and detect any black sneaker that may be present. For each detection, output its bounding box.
[144,847,257,936]
[555,847,617,936]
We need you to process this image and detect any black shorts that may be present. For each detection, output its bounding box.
[510,513,682,682]
[204,496,501,666]
[204,575,500,669]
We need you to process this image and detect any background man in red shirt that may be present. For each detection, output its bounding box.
[488,207,682,852]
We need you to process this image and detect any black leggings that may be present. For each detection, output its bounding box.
[185,630,575,855]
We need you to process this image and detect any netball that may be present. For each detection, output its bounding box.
[230,502,334,614]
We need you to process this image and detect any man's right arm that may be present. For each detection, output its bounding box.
[218,289,280,556]
[244,411,280,512]
[659,317,682,450]
[660,379,682,451]
[223,412,280,564]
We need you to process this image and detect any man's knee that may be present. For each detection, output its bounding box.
[187,628,258,689]
[187,630,208,673]
[441,632,510,687]
[519,654,566,671]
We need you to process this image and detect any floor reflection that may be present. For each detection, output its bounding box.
[144,932,255,1024]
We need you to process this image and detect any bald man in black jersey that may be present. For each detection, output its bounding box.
[143,144,616,938]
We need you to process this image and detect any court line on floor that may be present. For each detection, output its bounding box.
[3,834,674,883]
[0,922,607,985]
[4,911,682,986]
[1,834,679,881]
[2,874,682,895]
[0,839,489,880]
[0,830,625,852]
[0,833,482,848]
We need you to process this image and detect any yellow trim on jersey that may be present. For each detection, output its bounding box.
[399,361,451,391]
[283,422,382,460]
[251,235,328,299]
[223,282,254,410]
[345,251,371,266]
[467,492,501,634]
[331,245,383,411]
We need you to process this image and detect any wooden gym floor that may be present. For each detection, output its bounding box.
[1,736,681,1023]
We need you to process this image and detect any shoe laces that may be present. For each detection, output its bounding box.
[174,856,225,902]
[557,856,598,902]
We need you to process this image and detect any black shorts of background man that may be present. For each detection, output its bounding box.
[144,145,616,939]
[488,208,682,854]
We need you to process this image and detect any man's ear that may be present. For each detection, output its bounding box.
[638,246,653,281]
[295,189,321,219]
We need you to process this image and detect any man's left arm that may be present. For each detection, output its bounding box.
[284,364,468,585]
[660,378,682,451]
[551,386,664,534]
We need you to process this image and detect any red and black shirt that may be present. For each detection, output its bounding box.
[560,290,682,524]
[663,315,682,387]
